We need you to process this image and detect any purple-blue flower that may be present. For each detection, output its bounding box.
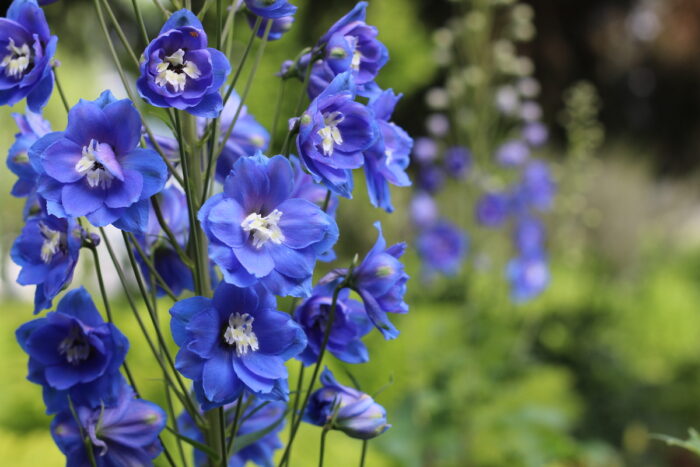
[244,0,296,19]
[0,0,57,112]
[514,216,545,256]
[412,137,438,164]
[516,161,555,211]
[16,288,129,414]
[416,163,444,194]
[51,382,166,466]
[304,367,390,440]
[7,110,50,198]
[137,9,230,117]
[11,213,83,313]
[297,72,377,198]
[170,282,307,408]
[199,153,338,297]
[496,139,530,167]
[31,90,168,232]
[444,146,471,178]
[416,219,467,277]
[295,284,372,366]
[178,395,286,467]
[364,88,412,212]
[246,13,295,41]
[475,191,511,228]
[289,155,338,217]
[409,192,438,229]
[522,121,549,147]
[507,254,549,302]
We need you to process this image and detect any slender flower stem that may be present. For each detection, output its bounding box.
[224,393,245,458]
[152,0,170,18]
[270,79,287,151]
[318,429,329,467]
[289,361,305,430]
[126,233,178,300]
[151,197,194,269]
[52,68,70,113]
[359,440,368,467]
[218,407,228,467]
[131,0,150,45]
[221,17,262,108]
[100,0,140,68]
[281,60,314,157]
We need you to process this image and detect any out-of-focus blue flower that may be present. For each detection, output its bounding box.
[170,282,306,408]
[416,219,467,277]
[409,192,438,229]
[137,10,230,117]
[444,146,471,178]
[514,216,545,256]
[426,113,450,137]
[416,163,444,194]
[0,0,57,112]
[496,139,530,167]
[207,91,270,183]
[51,382,165,466]
[38,0,58,4]
[475,191,511,228]
[16,288,129,414]
[520,101,542,122]
[297,72,377,198]
[135,185,193,297]
[517,161,555,211]
[522,121,548,147]
[304,367,390,440]
[295,284,372,365]
[244,0,296,19]
[179,395,286,467]
[32,90,168,232]
[307,2,388,100]
[412,137,438,164]
[507,253,549,302]
[7,111,50,198]
[199,153,338,297]
[246,14,295,41]
[11,213,83,313]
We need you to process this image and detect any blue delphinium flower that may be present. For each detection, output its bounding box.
[304,367,390,440]
[444,146,471,178]
[416,219,467,278]
[0,0,57,112]
[496,139,530,167]
[517,160,555,211]
[475,191,511,228]
[244,0,297,19]
[409,192,438,229]
[170,282,306,408]
[416,163,444,194]
[137,9,230,117]
[246,14,295,41]
[507,253,549,302]
[289,155,338,217]
[307,1,388,99]
[514,216,545,256]
[363,88,412,212]
[199,153,338,297]
[522,121,549,147]
[7,111,50,198]
[178,395,286,467]
[11,213,83,313]
[295,283,372,365]
[31,90,168,232]
[135,185,194,297]
[51,382,166,466]
[16,288,129,414]
[297,72,377,198]
[412,137,438,164]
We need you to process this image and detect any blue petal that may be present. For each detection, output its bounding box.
[120,148,167,200]
[160,9,205,34]
[112,200,149,232]
[102,99,142,155]
[55,287,103,326]
[186,92,223,118]
[170,296,212,347]
[202,351,238,404]
[26,68,54,113]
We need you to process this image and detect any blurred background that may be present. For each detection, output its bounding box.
[2,0,700,465]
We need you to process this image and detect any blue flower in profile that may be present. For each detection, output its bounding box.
[516,161,555,211]
[51,382,166,466]
[178,395,286,467]
[0,0,57,112]
[31,90,168,232]
[16,288,129,414]
[409,192,438,229]
[199,153,338,297]
[246,14,295,41]
[444,146,471,178]
[496,139,530,167]
[307,2,388,99]
[7,111,50,198]
[507,253,549,302]
[295,283,372,366]
[297,72,377,198]
[475,191,511,228]
[244,0,297,20]
[514,216,545,256]
[304,367,390,440]
[137,9,231,117]
[363,88,412,212]
[416,163,444,194]
[135,185,194,297]
[170,282,307,409]
[11,213,83,313]
[416,219,467,278]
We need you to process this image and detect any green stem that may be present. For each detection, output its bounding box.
[126,232,179,300]
[100,0,140,68]
[53,67,70,112]
[270,79,287,151]
[289,361,305,430]
[151,196,194,268]
[318,429,329,467]
[225,394,245,458]
[281,60,314,157]
[218,407,228,466]
[152,0,170,18]
[222,17,260,107]
[131,0,150,45]
[359,440,368,467]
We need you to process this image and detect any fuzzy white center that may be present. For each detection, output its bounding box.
[241,209,285,249]
[155,49,201,92]
[223,313,259,357]
[1,38,31,78]
[317,111,345,156]
[76,139,114,189]
[39,223,66,263]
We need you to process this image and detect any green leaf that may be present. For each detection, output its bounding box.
[652,428,700,456]
[165,425,220,461]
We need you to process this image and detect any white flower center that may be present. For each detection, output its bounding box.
[317,111,345,157]
[223,313,259,357]
[155,49,201,92]
[76,139,114,189]
[1,38,31,78]
[58,326,91,365]
[39,222,66,263]
[351,49,362,71]
[241,209,285,249]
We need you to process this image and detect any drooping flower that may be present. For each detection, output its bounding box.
[444,146,471,178]
[137,9,230,117]
[416,219,467,277]
[0,0,57,112]
[409,191,438,229]
[475,191,511,228]
[514,216,545,256]
[297,72,377,198]
[415,163,444,194]
[495,139,530,167]
[170,282,307,409]
[31,90,168,232]
[304,367,390,440]
[516,160,555,211]
[245,14,295,41]
[178,395,286,467]
[51,382,166,466]
[134,185,193,297]
[16,288,129,414]
[507,253,549,302]
[295,283,372,366]
[243,0,297,20]
[199,153,338,297]
[363,88,412,212]
[11,213,83,313]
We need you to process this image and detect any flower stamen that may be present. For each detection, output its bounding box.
[155,49,201,92]
[223,313,259,357]
[39,223,66,263]
[317,111,345,156]
[241,209,285,248]
[1,38,31,79]
[76,140,115,189]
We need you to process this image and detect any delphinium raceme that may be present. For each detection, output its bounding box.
[5,1,412,466]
